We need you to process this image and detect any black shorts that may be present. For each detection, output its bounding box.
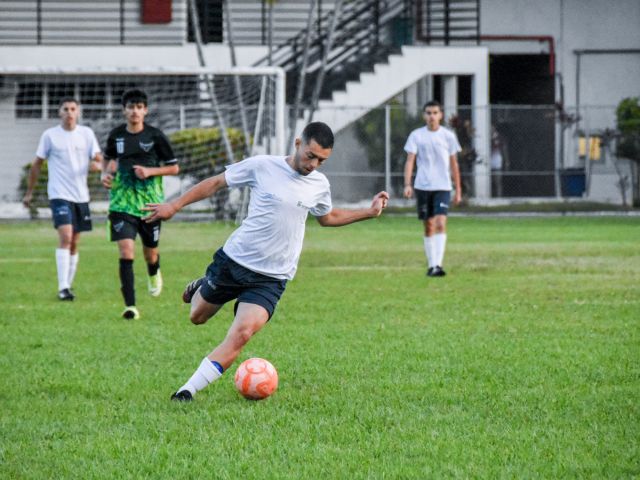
[49,199,92,232]
[199,248,288,319]
[108,211,161,248]
[415,189,451,220]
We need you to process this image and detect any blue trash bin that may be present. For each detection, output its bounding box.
[560,168,586,197]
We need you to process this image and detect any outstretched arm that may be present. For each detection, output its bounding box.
[316,191,389,227]
[142,172,228,222]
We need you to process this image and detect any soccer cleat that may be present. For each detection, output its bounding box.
[426,267,435,277]
[432,266,447,277]
[182,277,204,304]
[171,390,193,402]
[147,270,163,297]
[122,306,140,320]
[58,288,75,301]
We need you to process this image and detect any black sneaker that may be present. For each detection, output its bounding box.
[432,266,447,277]
[182,277,204,303]
[58,288,75,301]
[426,267,435,277]
[171,390,193,402]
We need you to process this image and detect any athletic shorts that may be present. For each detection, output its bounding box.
[199,248,287,320]
[49,199,92,232]
[108,211,161,248]
[415,189,451,220]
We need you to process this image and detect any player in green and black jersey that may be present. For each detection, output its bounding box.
[102,89,179,320]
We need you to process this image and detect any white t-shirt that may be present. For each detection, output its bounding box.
[36,125,101,203]
[223,155,332,280]
[404,126,461,191]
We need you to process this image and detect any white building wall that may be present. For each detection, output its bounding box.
[481,0,640,112]
[480,0,640,203]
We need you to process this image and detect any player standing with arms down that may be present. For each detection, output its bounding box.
[22,98,103,301]
[403,101,462,277]
[101,89,179,320]
[143,122,389,402]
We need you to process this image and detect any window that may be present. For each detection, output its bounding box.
[16,82,43,119]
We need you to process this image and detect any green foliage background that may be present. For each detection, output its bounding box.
[169,127,247,183]
[616,97,640,206]
[18,127,248,217]
[616,97,640,162]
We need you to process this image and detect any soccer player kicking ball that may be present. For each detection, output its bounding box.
[23,97,103,301]
[143,122,389,402]
[403,101,462,277]
[102,89,179,320]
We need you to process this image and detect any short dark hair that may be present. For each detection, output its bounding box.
[59,97,79,107]
[301,122,334,149]
[121,89,148,107]
[423,100,442,112]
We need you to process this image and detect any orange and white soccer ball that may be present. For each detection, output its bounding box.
[234,358,278,400]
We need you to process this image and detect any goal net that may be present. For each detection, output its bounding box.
[0,66,285,219]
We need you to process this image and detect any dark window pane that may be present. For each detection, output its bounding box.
[16,82,43,119]
[80,82,107,120]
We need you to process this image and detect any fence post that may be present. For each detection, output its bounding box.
[385,103,391,195]
[179,104,186,130]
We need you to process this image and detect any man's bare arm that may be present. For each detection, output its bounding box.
[316,191,389,227]
[142,172,228,222]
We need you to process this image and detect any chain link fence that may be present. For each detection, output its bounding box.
[0,101,631,218]
[322,103,633,206]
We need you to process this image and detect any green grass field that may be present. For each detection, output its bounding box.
[1,216,638,478]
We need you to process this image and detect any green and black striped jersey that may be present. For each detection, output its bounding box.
[105,124,177,217]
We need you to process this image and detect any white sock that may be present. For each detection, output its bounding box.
[68,253,79,288]
[433,233,447,267]
[423,236,435,268]
[55,248,71,291]
[179,357,223,396]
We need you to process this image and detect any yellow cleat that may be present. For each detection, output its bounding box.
[148,270,163,297]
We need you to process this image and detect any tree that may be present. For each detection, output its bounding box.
[615,97,640,206]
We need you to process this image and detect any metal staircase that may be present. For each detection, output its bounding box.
[254,0,414,104]
[251,0,481,134]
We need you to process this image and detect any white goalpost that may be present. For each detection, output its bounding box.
[0,66,286,219]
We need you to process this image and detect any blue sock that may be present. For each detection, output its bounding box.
[211,361,224,374]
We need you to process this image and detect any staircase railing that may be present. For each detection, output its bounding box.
[254,0,414,104]
[415,0,480,44]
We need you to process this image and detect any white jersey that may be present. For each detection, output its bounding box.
[36,125,101,203]
[404,126,461,191]
[223,155,332,280]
